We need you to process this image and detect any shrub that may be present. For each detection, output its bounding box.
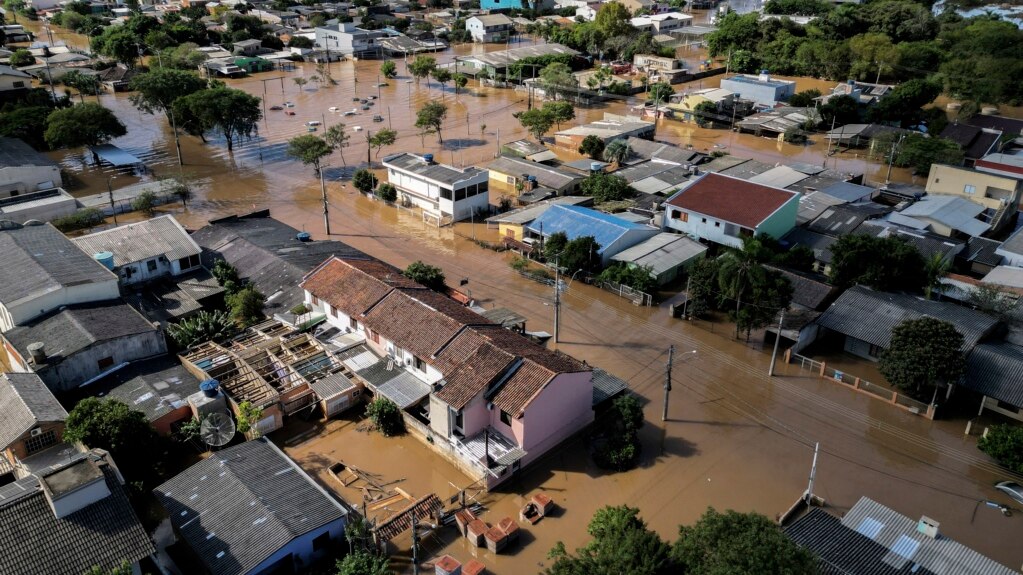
[375,183,397,202]
[131,190,157,216]
[51,207,105,232]
[366,398,404,436]
[352,169,378,194]
[404,260,445,291]
[167,310,236,348]
[226,285,265,326]
[593,394,644,471]
[510,256,530,272]
[978,424,1023,474]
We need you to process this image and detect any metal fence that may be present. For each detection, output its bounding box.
[594,279,654,306]
[788,352,934,419]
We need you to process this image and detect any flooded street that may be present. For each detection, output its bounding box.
[26,22,1023,571]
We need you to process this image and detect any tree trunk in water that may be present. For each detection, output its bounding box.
[734,296,741,339]
[437,129,443,143]
[226,136,233,152]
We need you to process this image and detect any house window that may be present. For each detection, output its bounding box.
[996,399,1020,413]
[413,355,425,371]
[506,176,515,184]
[867,343,883,358]
[714,221,720,227]
[329,305,337,318]
[312,531,331,552]
[312,295,320,306]
[97,356,114,370]
[350,317,359,330]
[368,329,380,344]
[177,254,200,270]
[25,429,57,454]
[353,388,361,398]
[454,409,464,431]
[701,217,707,223]
[147,259,158,272]
[13,81,24,88]
[500,409,512,426]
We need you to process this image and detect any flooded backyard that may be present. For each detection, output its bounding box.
[20,21,1023,572]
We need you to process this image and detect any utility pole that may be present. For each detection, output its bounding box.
[107,176,118,225]
[553,256,561,344]
[662,345,674,422]
[168,106,184,167]
[319,165,330,235]
[768,308,785,376]
[681,275,692,319]
[411,511,420,575]
[885,132,906,184]
[805,442,820,504]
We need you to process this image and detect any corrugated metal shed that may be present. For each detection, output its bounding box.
[962,343,1023,407]
[814,285,999,350]
[900,195,990,237]
[527,205,653,254]
[611,233,706,276]
[839,496,1017,575]
[591,368,628,406]
[749,166,809,189]
[72,215,201,267]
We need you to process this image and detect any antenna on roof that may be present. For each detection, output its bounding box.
[200,411,236,450]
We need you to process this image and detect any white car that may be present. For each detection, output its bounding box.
[343,109,357,116]
[306,120,322,127]
[328,106,341,112]
[353,126,363,132]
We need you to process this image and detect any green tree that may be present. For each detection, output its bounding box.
[61,70,100,103]
[289,35,314,48]
[581,172,632,203]
[45,103,127,162]
[967,284,1022,322]
[167,310,236,348]
[593,1,633,37]
[867,79,942,128]
[978,424,1023,475]
[453,73,468,94]
[375,183,397,202]
[706,12,762,56]
[819,94,860,127]
[211,259,241,290]
[131,190,157,216]
[235,400,264,436]
[0,105,52,150]
[515,107,556,141]
[546,505,675,575]
[598,263,656,292]
[671,508,816,575]
[408,55,436,85]
[404,260,445,290]
[380,60,397,78]
[896,134,965,175]
[693,100,719,128]
[716,237,781,339]
[579,135,605,159]
[544,100,575,130]
[366,397,405,436]
[764,0,831,15]
[415,101,447,144]
[431,66,451,94]
[352,168,378,194]
[368,128,397,158]
[337,549,391,575]
[172,87,262,152]
[544,231,568,262]
[286,134,332,174]
[647,81,674,104]
[923,252,950,300]
[828,234,926,292]
[93,27,143,67]
[324,123,351,166]
[686,258,719,318]
[8,48,33,67]
[879,318,965,401]
[789,88,822,107]
[848,32,898,81]
[560,236,602,274]
[540,62,575,100]
[602,138,631,164]
[226,285,265,326]
[64,398,158,463]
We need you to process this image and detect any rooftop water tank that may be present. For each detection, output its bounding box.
[423,153,434,164]
[981,106,999,116]
[527,175,537,182]
[199,379,220,398]
[93,251,115,270]
[590,162,603,172]
[296,231,312,242]
[759,69,770,82]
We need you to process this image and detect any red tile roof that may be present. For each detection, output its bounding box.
[666,173,798,229]
[363,291,479,360]
[492,361,557,414]
[435,343,515,409]
[301,258,419,318]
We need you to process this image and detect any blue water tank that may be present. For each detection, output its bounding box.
[93,251,115,270]
[590,162,603,172]
[199,379,220,398]
[296,231,312,242]
[527,175,537,182]
[423,153,434,164]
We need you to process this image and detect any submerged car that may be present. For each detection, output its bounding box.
[996,481,1023,505]
[269,105,283,111]
[372,115,384,122]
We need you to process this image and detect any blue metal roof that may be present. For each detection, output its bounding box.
[89,144,143,167]
[526,205,647,254]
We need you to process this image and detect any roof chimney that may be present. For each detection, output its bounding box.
[916,516,939,539]
[759,69,770,82]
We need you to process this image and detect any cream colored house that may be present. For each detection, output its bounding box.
[925,164,1021,233]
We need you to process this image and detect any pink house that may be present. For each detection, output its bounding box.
[301,257,595,489]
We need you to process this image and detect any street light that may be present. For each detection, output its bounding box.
[107,175,118,225]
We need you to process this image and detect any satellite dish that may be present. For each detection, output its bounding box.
[200,412,236,448]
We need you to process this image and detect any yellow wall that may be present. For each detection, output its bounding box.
[499,223,525,240]
[926,164,1022,211]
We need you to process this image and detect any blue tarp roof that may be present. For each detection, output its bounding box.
[89,144,143,167]
[526,205,647,254]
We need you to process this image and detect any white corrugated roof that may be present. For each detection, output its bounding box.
[611,233,706,275]
[72,215,201,267]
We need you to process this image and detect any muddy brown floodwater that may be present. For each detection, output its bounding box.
[24,21,1023,573]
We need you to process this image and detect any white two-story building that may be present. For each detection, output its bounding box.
[382,152,490,224]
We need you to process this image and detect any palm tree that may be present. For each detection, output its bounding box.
[603,139,631,165]
[923,252,951,300]
[717,237,771,339]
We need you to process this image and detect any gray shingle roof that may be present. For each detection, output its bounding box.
[0,372,66,449]
[786,508,940,575]
[962,343,1023,407]
[0,136,55,169]
[5,300,160,365]
[71,215,201,268]
[815,286,999,350]
[154,438,347,575]
[0,223,117,305]
[0,457,154,574]
[488,156,581,189]
[384,152,485,186]
[98,358,202,422]
[191,211,368,314]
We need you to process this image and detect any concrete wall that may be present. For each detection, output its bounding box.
[0,73,32,93]
[118,256,173,286]
[843,336,879,361]
[663,208,746,249]
[4,421,65,464]
[755,193,799,240]
[926,164,1021,211]
[603,227,660,265]
[0,165,62,195]
[720,77,794,106]
[248,517,347,575]
[35,330,168,392]
[518,371,593,467]
[386,163,490,221]
[2,280,121,332]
